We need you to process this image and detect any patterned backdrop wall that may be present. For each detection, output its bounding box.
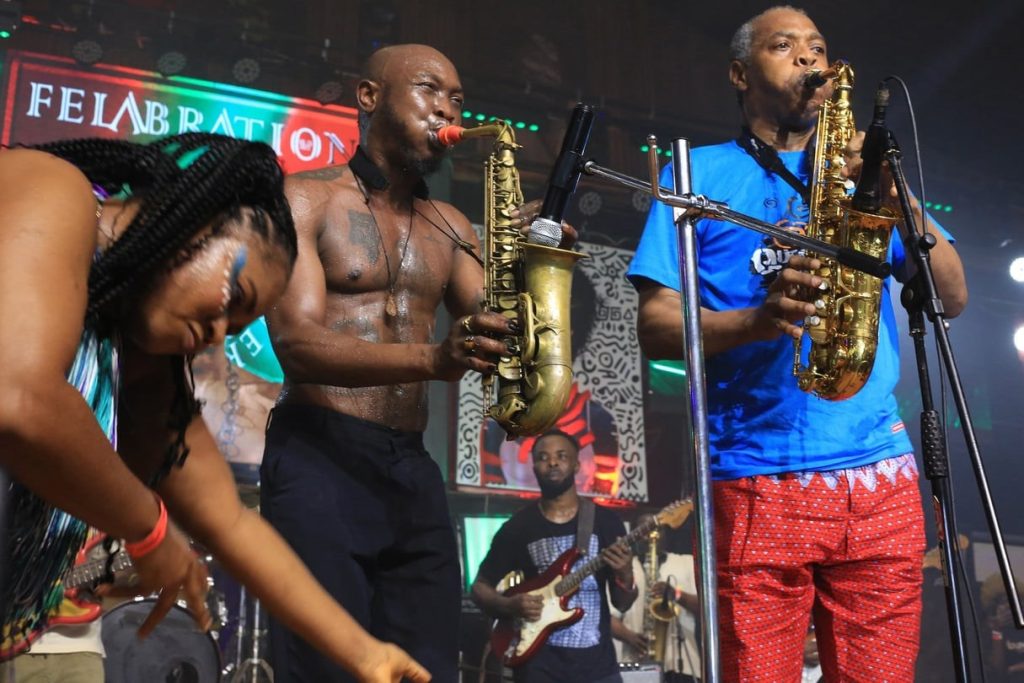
[455,240,648,502]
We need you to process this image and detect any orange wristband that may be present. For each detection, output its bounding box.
[125,495,168,559]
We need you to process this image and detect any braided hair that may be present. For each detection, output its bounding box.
[29,133,297,481]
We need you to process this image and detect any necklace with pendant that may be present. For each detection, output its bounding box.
[356,177,414,318]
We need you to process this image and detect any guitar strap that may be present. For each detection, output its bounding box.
[575,497,595,556]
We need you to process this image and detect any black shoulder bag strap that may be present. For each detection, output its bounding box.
[736,126,811,205]
[575,497,595,556]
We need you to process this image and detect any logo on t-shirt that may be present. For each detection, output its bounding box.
[749,195,810,287]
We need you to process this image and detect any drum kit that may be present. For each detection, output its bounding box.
[102,463,272,683]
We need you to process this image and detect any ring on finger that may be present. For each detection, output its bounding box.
[462,336,477,355]
[461,317,474,335]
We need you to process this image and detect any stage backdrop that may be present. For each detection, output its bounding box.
[0,50,360,471]
[454,241,648,502]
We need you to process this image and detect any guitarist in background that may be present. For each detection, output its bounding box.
[0,531,110,683]
[471,429,636,683]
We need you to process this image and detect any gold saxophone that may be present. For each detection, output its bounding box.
[642,526,678,664]
[440,122,585,437]
[794,61,898,400]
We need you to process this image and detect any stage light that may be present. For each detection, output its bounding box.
[632,189,652,213]
[232,57,260,84]
[1014,326,1024,353]
[0,1,21,39]
[71,38,103,65]
[578,190,602,217]
[156,50,187,76]
[1010,257,1024,283]
[312,38,343,105]
[154,10,186,77]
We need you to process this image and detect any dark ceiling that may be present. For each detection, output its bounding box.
[11,0,1022,248]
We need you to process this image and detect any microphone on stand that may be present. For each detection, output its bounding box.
[528,103,596,247]
[851,82,891,214]
[660,582,675,610]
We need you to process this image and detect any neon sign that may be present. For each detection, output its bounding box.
[1,50,359,172]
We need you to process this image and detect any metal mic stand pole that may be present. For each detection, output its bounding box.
[884,129,1023,683]
[666,137,720,683]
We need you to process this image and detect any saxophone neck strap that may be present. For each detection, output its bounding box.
[736,126,811,204]
[350,145,431,200]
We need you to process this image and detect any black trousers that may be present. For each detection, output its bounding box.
[260,404,461,682]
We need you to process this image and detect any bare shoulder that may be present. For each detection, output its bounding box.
[0,148,96,221]
[285,164,360,238]
[425,197,476,238]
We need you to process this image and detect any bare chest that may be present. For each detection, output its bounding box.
[318,206,454,304]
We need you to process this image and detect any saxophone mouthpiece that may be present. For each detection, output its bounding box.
[436,126,466,147]
[803,69,833,89]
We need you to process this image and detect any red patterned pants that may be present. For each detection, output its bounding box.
[713,455,925,682]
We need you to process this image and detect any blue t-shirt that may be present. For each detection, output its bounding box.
[628,140,950,479]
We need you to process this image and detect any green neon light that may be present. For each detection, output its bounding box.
[475,113,486,121]
[0,31,10,39]
[923,201,954,213]
[528,124,539,132]
[650,361,687,377]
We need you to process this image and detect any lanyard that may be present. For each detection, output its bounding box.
[735,127,811,205]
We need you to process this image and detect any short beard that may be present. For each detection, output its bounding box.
[537,475,575,499]
[374,102,445,178]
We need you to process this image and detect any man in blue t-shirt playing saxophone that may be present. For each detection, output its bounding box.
[628,6,967,682]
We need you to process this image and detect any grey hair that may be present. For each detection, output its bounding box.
[729,5,808,64]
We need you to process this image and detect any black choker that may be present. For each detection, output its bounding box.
[349,145,430,200]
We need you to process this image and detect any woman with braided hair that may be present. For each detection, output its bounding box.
[0,133,430,683]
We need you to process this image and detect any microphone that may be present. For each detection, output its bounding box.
[528,103,596,247]
[660,582,675,609]
[851,82,891,214]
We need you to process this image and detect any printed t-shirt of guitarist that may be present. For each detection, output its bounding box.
[475,503,626,682]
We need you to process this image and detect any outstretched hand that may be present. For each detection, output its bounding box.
[509,198,579,249]
[95,523,212,637]
[747,254,823,342]
[354,641,431,682]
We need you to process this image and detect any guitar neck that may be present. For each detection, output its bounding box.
[63,551,133,591]
[554,518,654,597]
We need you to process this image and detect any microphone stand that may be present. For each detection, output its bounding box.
[883,128,1023,683]
[583,136,892,683]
